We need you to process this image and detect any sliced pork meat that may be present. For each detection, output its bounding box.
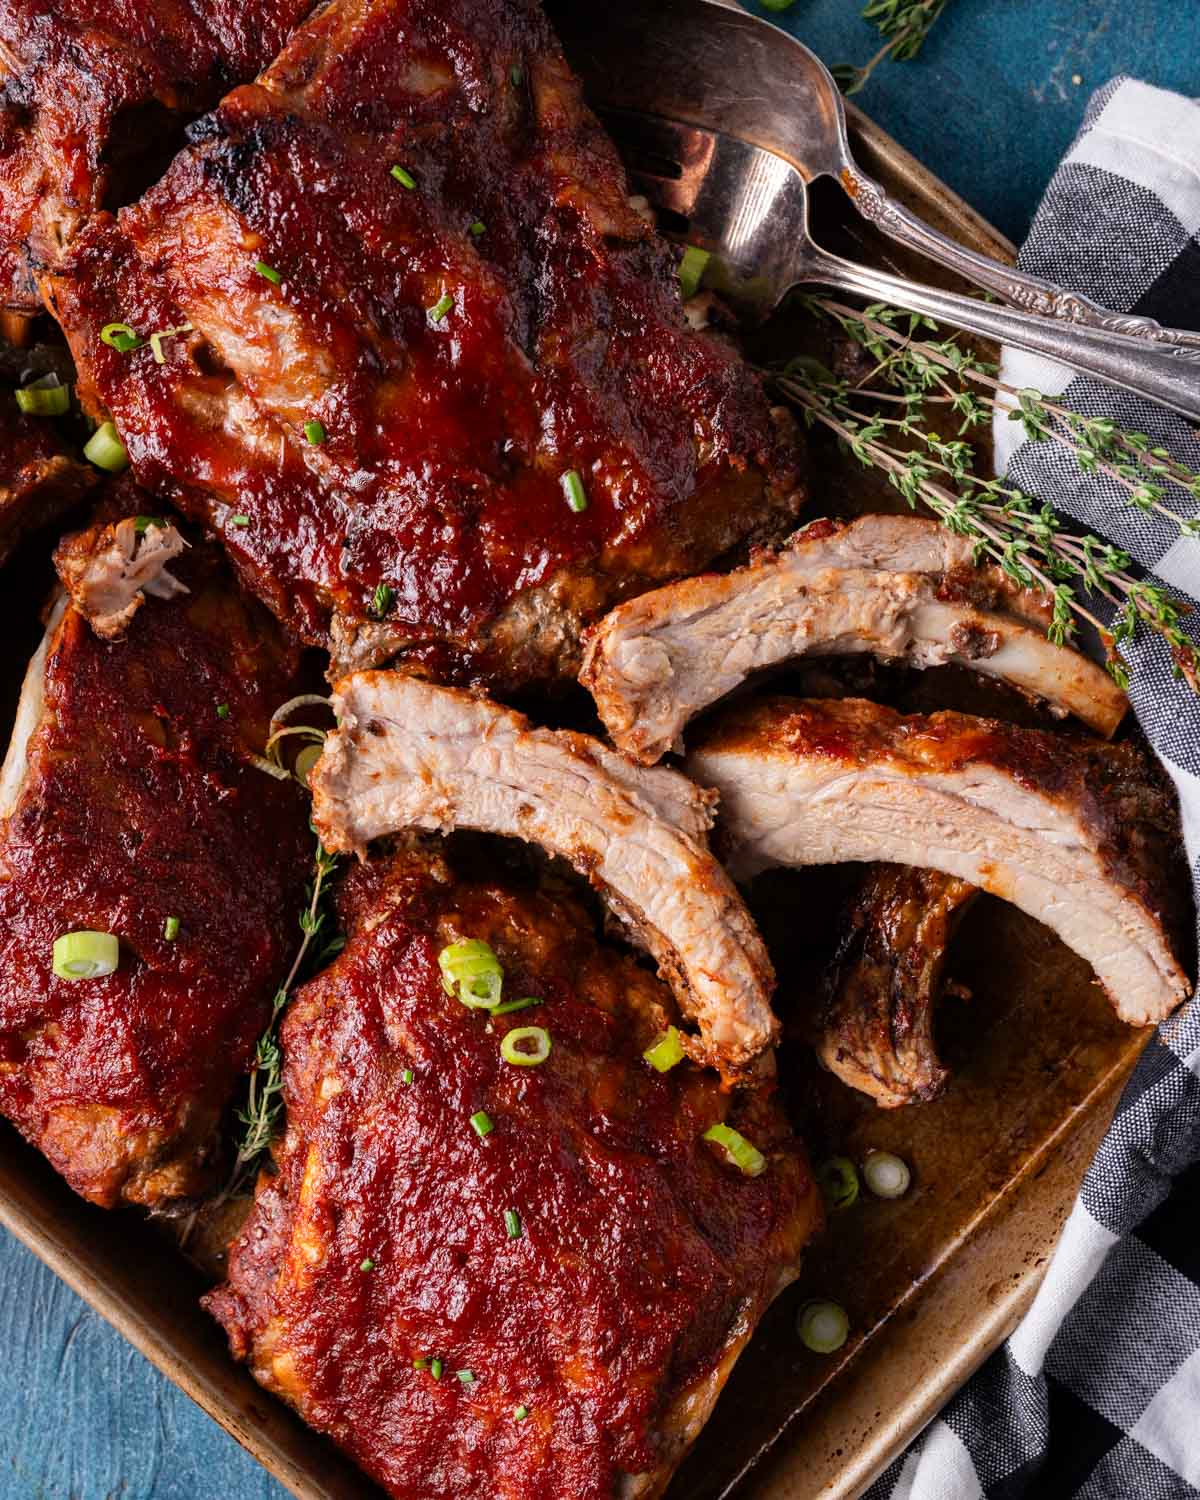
[818,865,978,1108]
[43,0,804,690]
[54,510,188,638]
[581,514,1126,763]
[205,842,821,1500]
[0,543,312,1207]
[686,697,1191,1028]
[0,0,314,316]
[310,672,778,1073]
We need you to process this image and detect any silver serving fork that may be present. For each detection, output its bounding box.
[548,0,1200,422]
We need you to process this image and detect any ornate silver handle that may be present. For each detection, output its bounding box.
[802,242,1200,423]
[842,166,1200,352]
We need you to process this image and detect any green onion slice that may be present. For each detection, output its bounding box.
[428,292,454,324]
[412,1357,428,1371]
[229,514,251,528]
[100,322,143,353]
[561,469,588,513]
[439,938,503,1009]
[360,1257,375,1271]
[504,1209,522,1239]
[371,581,394,618]
[303,419,326,445]
[469,1110,494,1138]
[390,164,416,189]
[862,1150,911,1200]
[431,1358,443,1380]
[163,916,181,942]
[500,1025,551,1067]
[798,1299,849,1354]
[254,261,282,286]
[15,377,69,416]
[216,703,231,719]
[817,1156,860,1212]
[133,515,164,534]
[294,743,322,786]
[83,421,128,473]
[401,1068,414,1085]
[53,931,119,981]
[469,220,486,237]
[513,1404,529,1421]
[491,995,541,1017]
[702,1122,767,1177]
[643,1026,685,1073]
[678,245,712,301]
[456,1369,475,1384]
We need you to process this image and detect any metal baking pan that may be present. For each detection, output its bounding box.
[0,45,1154,1500]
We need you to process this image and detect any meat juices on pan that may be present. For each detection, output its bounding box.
[206,844,821,1500]
[0,532,312,1207]
[44,0,805,689]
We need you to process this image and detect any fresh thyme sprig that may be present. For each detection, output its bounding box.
[774,295,1200,692]
[832,0,952,97]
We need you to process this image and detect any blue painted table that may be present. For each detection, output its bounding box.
[4,4,1199,1497]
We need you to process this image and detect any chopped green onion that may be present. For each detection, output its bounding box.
[254,261,282,286]
[148,322,192,364]
[133,515,164,534]
[561,469,588,513]
[439,938,503,1009]
[862,1150,911,1200]
[643,1026,685,1073]
[456,1369,475,1385]
[702,1122,767,1178]
[216,703,231,719]
[798,1300,849,1354]
[510,64,524,86]
[401,1068,415,1085]
[817,1156,860,1213]
[678,245,712,301]
[504,1209,522,1239]
[294,743,322,785]
[428,292,455,324]
[371,582,394,618]
[83,421,128,472]
[500,1025,551,1067]
[491,995,541,1017]
[470,1110,494,1138]
[431,1358,443,1380]
[360,1257,375,1271]
[513,1404,529,1421]
[163,916,181,942]
[15,378,69,416]
[100,322,143,353]
[469,220,486,237]
[52,931,119,981]
[229,514,251,528]
[303,419,325,445]
[390,164,416,189]
[412,1357,429,1371]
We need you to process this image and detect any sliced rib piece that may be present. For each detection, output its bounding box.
[818,865,977,1108]
[0,0,313,315]
[205,843,821,1500]
[686,697,1191,1027]
[44,0,804,689]
[581,514,1126,762]
[310,672,778,1072]
[0,542,312,1207]
[54,510,188,638]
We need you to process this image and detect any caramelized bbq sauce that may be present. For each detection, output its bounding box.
[208,844,819,1499]
[47,0,802,680]
[0,535,313,1207]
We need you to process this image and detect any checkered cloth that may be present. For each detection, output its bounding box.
[866,77,1200,1500]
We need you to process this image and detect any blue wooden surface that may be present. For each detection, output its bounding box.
[4,4,1200,1498]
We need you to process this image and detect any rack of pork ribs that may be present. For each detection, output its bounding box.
[0,1,1189,1496]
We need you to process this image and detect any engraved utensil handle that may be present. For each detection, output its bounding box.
[805,242,1200,424]
[843,166,1200,352]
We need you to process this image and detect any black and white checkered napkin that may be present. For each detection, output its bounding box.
[866,77,1200,1500]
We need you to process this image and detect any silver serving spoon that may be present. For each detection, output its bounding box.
[548,0,1200,422]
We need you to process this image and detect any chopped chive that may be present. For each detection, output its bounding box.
[491,995,541,1016]
[428,292,455,324]
[456,1369,475,1385]
[514,1405,529,1421]
[470,1110,494,1138]
[254,260,282,286]
[303,419,326,445]
[401,1068,414,1085]
[83,421,128,473]
[216,703,231,719]
[390,164,416,189]
[469,220,486,237]
[561,469,588,513]
[229,514,251,528]
[413,1357,429,1370]
[360,1257,375,1272]
[504,1209,522,1239]
[702,1122,767,1177]
[678,245,712,301]
[163,916,181,942]
[371,582,394,618]
[431,1358,443,1380]
[510,64,524,87]
[133,515,164,534]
